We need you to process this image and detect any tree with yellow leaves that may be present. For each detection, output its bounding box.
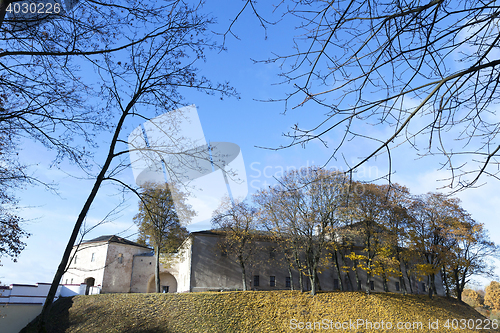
[407,193,464,298]
[485,281,500,310]
[463,289,484,307]
[444,217,498,301]
[134,182,193,293]
[376,184,414,294]
[343,183,394,294]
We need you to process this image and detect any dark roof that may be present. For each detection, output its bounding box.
[191,230,220,236]
[82,235,151,249]
[134,251,155,257]
[191,229,279,242]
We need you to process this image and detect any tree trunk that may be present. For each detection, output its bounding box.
[299,271,305,292]
[333,250,344,291]
[315,272,322,291]
[366,272,372,295]
[404,263,413,294]
[399,276,406,295]
[240,260,247,291]
[288,266,294,291]
[428,274,435,299]
[442,267,450,297]
[37,106,131,332]
[353,260,361,291]
[453,269,461,300]
[396,255,407,295]
[382,271,388,292]
[310,267,317,295]
[155,245,161,293]
[294,254,305,292]
[366,259,372,295]
[457,268,468,302]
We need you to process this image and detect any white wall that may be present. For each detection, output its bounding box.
[0,283,62,304]
[168,237,192,293]
[60,284,87,297]
[62,242,109,288]
[0,282,97,304]
[0,303,43,333]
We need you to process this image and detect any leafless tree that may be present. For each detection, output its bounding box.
[0,0,195,266]
[229,0,500,192]
[255,167,348,295]
[212,198,258,291]
[254,184,306,291]
[29,1,237,331]
[0,126,30,264]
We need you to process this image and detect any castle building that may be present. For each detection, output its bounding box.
[62,231,445,296]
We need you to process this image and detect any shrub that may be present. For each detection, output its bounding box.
[463,289,484,307]
[485,281,500,310]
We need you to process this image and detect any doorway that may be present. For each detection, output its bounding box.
[84,277,95,295]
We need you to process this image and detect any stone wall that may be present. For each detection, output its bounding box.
[102,243,151,293]
[187,232,445,296]
[130,253,155,293]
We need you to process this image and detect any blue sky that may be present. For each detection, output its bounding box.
[1,1,499,288]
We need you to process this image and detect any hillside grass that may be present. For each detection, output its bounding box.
[22,290,497,332]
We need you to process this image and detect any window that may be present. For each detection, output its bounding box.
[118,253,123,264]
[162,286,169,293]
[269,248,275,259]
[254,275,259,287]
[285,277,291,288]
[74,255,77,264]
[270,276,276,287]
[370,281,375,290]
[71,278,73,284]
[333,279,339,290]
[395,282,400,291]
[422,283,426,292]
[91,253,95,262]
[65,279,68,284]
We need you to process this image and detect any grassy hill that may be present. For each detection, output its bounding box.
[22,290,497,332]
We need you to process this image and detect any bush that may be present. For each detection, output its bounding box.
[491,310,500,321]
[463,289,484,307]
[485,282,500,310]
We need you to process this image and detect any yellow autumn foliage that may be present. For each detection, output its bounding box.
[21,290,497,332]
